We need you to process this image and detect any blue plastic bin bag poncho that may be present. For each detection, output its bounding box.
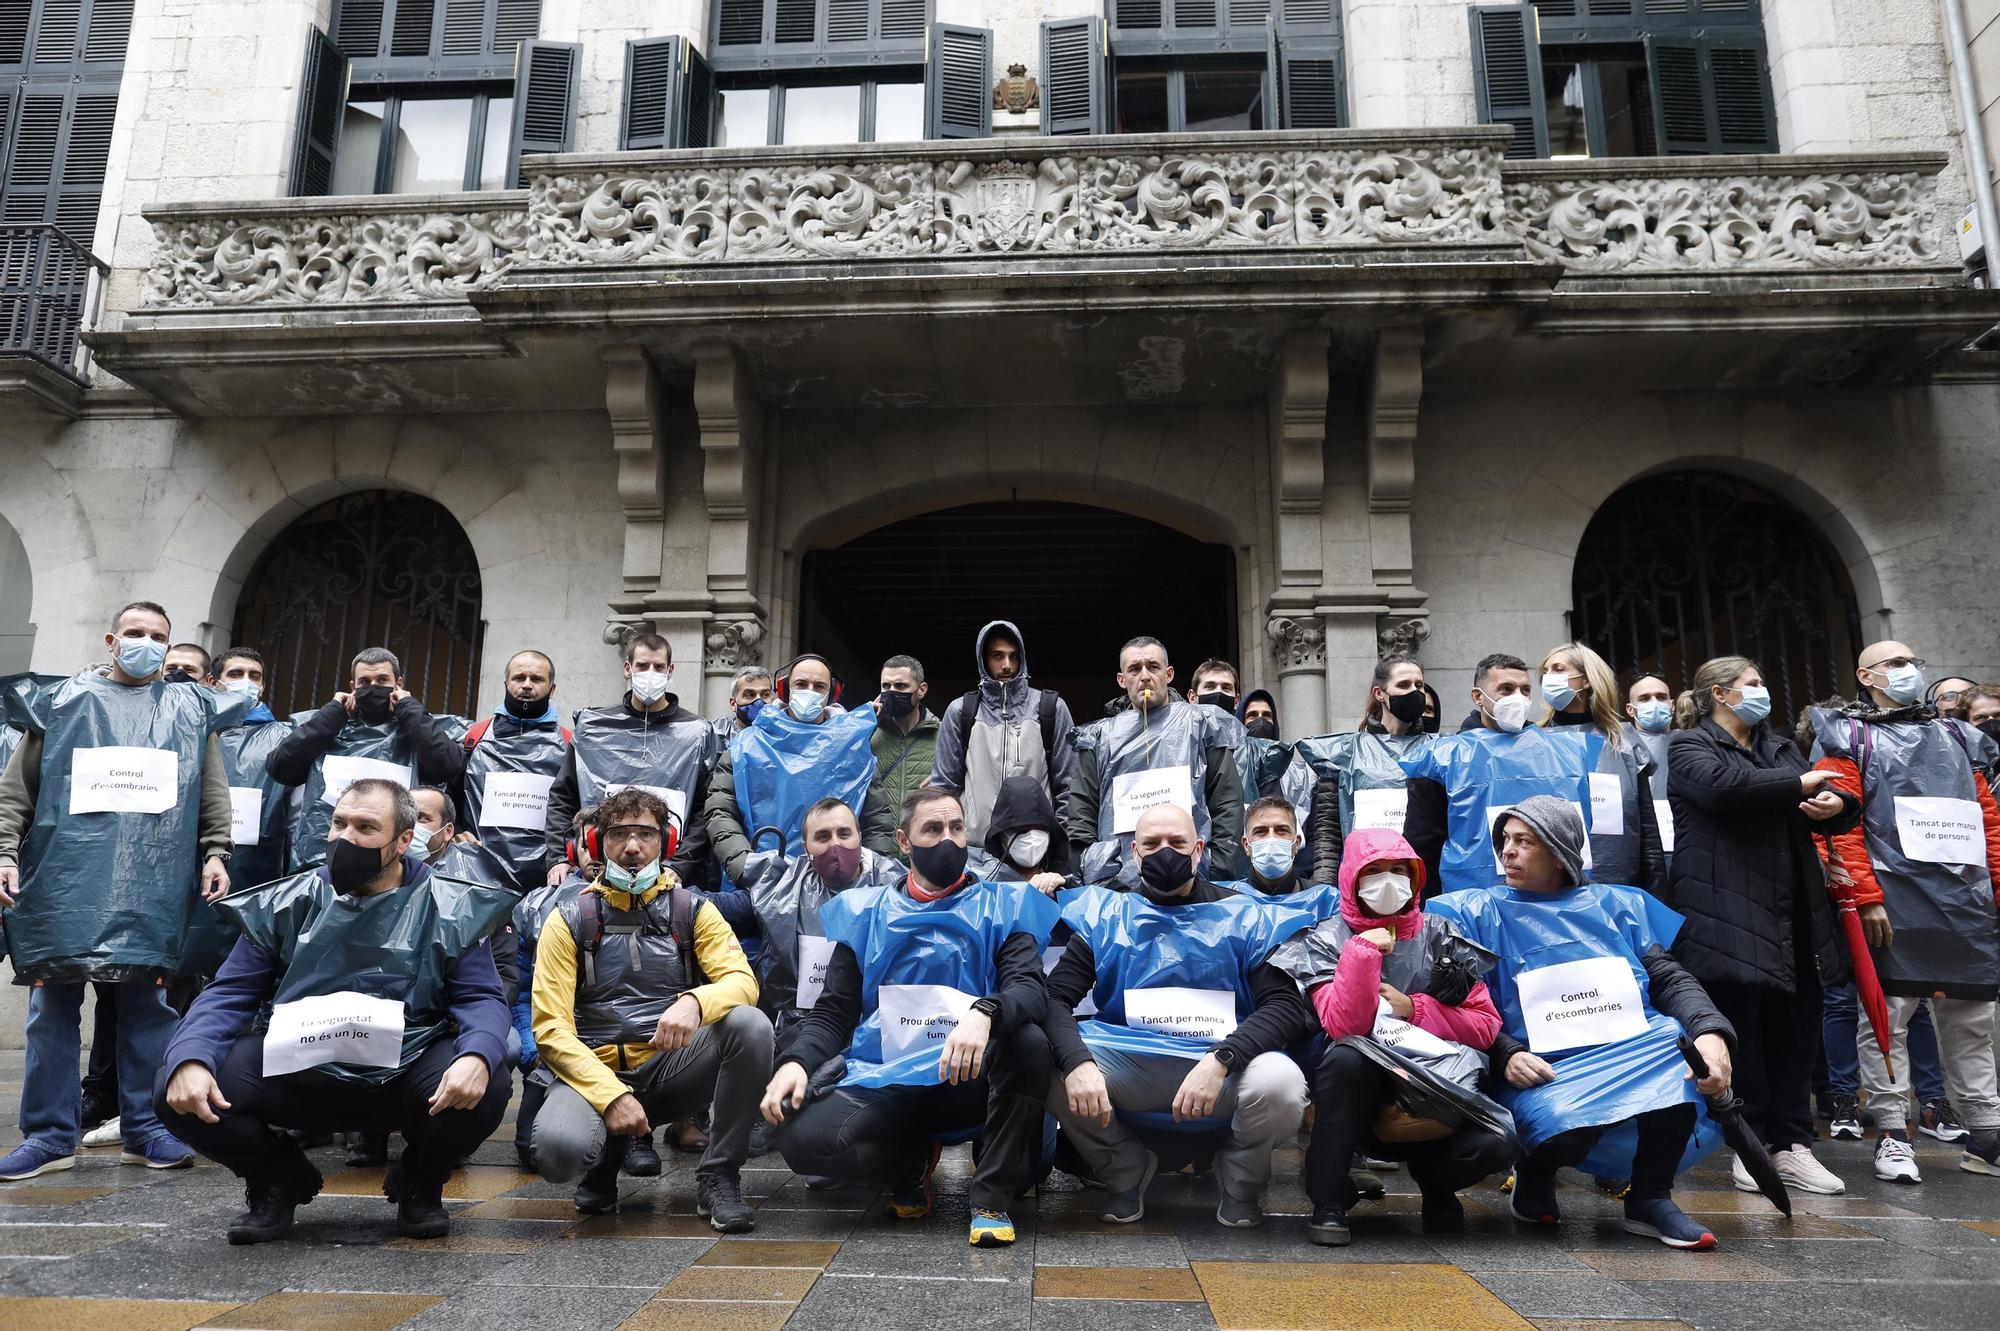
[1623,722,1676,860]
[1811,708,2000,999]
[1073,699,1240,878]
[748,845,904,1037]
[462,715,571,890]
[2,670,250,984]
[819,876,1059,1089]
[178,713,297,980]
[570,703,716,835]
[1427,881,1720,1178]
[1219,877,1344,923]
[1400,727,1603,891]
[286,711,471,871]
[1296,730,1439,839]
[733,704,878,857]
[221,864,516,1088]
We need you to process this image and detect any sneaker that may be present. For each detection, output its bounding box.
[80,1117,122,1149]
[747,1119,775,1158]
[1773,1144,1845,1196]
[344,1132,388,1168]
[1874,1133,1922,1185]
[226,1152,322,1246]
[968,1208,1016,1247]
[888,1141,944,1220]
[514,1145,537,1175]
[623,1133,663,1178]
[1420,1193,1466,1235]
[1350,1167,1386,1201]
[1919,1098,1971,1144]
[671,1118,710,1153]
[1828,1094,1863,1142]
[1098,1152,1158,1224]
[1592,1175,1631,1199]
[1959,1130,2000,1177]
[1623,1196,1717,1250]
[697,1170,756,1234]
[1730,1153,1758,1193]
[1508,1169,1561,1226]
[1215,1192,1262,1229]
[1307,1205,1352,1246]
[1358,1153,1400,1172]
[120,1135,195,1170]
[0,1142,75,1181]
[574,1145,625,1215]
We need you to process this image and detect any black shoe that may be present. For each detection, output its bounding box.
[515,1144,538,1175]
[697,1169,756,1234]
[227,1153,323,1246]
[575,1143,626,1215]
[345,1132,389,1168]
[1307,1206,1352,1246]
[390,1170,451,1240]
[1509,1169,1561,1227]
[623,1132,663,1178]
[79,1093,116,1133]
[748,1119,775,1158]
[1421,1193,1466,1235]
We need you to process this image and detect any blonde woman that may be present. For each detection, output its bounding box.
[1538,643,1667,893]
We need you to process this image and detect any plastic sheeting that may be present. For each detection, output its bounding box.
[1237,739,1313,827]
[1074,700,1239,876]
[221,864,515,1087]
[1267,912,1495,1010]
[1296,731,1436,838]
[432,840,513,890]
[1624,722,1675,860]
[1400,728,1603,891]
[462,717,569,890]
[2,671,249,982]
[176,717,296,980]
[1218,878,1343,923]
[732,704,878,857]
[1811,710,2000,997]
[286,711,471,870]
[820,876,1059,1088]
[1576,724,1654,889]
[571,705,716,835]
[747,846,905,1035]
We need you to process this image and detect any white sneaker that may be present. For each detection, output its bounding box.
[1731,1153,1759,1193]
[1874,1134,1922,1185]
[80,1117,121,1149]
[1773,1144,1845,1195]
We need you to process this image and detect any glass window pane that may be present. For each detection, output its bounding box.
[1545,61,1589,158]
[1593,59,1656,156]
[478,97,514,189]
[1182,66,1266,133]
[782,84,862,145]
[872,80,924,143]
[389,98,476,194]
[719,88,772,147]
[331,100,385,195]
[1114,69,1169,134]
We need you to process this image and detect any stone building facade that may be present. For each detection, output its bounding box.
[1,0,1997,731]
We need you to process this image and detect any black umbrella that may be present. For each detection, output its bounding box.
[1679,1035,1791,1217]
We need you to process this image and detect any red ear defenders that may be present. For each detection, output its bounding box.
[567,809,681,866]
[774,653,844,706]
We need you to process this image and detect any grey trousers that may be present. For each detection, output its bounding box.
[1857,994,2000,1132]
[533,1005,774,1181]
[1045,1047,1307,1202]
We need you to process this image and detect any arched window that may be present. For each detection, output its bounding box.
[232,491,484,718]
[1571,470,1861,724]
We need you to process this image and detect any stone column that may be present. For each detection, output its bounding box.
[1267,613,1328,738]
[1343,0,1478,132]
[690,343,771,718]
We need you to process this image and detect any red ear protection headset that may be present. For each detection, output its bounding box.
[774,653,844,706]
[567,808,682,866]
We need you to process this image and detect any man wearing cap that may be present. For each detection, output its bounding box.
[1428,795,1735,1250]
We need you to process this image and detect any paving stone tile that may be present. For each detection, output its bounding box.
[200,1290,445,1330]
[655,1266,819,1301]
[1194,1261,1534,1331]
[1029,1232,1191,1268]
[459,1198,581,1222]
[793,1273,1032,1331]
[0,1224,152,1255]
[0,1296,242,1330]
[1571,1249,1794,1282]
[1029,1299,1219,1331]
[616,1300,795,1331]
[1468,1272,1675,1320]
[0,1186,116,1207]
[694,1239,840,1268]
[1032,1264,1203,1301]
[395,1283,657,1331]
[482,1235,711,1288]
[1530,1322,1694,1331]
[316,1167,531,1202]
[1671,1190,1921,1219]
[571,1212,717,1239]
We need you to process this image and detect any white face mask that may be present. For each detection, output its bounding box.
[1487,693,1533,732]
[223,677,262,699]
[789,688,828,721]
[629,670,671,704]
[408,824,437,858]
[1355,869,1413,916]
[1007,829,1051,869]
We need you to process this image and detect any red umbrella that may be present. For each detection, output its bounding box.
[1821,835,1893,1075]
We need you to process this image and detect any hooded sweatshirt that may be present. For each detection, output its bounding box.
[981,772,1072,876]
[929,620,1077,843]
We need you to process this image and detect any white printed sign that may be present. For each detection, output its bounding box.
[1654,800,1675,856]
[1516,956,1646,1053]
[604,783,689,825]
[1350,787,1408,833]
[878,984,977,1062]
[1110,767,1195,834]
[262,991,406,1076]
[1123,986,1238,1043]
[68,746,178,815]
[1894,796,1984,866]
[1489,802,1592,875]
[480,773,555,831]
[1372,995,1459,1061]
[229,787,264,846]
[319,755,415,805]
[1588,773,1625,838]
[796,934,837,1010]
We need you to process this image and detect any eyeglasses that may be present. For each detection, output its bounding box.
[603,824,662,844]
[1863,656,1925,672]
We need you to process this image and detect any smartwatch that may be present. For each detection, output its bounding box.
[971,996,1002,1020]
[1211,1045,1241,1072]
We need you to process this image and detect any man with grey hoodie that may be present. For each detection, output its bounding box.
[929,621,1077,846]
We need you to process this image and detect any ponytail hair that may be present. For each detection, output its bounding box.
[1358,654,1422,729]
[1677,655,1759,730]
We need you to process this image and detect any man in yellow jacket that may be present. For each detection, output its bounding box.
[530,787,771,1229]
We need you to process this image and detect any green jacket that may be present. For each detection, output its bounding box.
[871,712,941,818]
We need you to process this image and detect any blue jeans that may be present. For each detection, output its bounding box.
[21,981,178,1152]
[1821,984,1946,1102]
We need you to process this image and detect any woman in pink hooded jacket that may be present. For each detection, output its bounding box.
[1267,827,1513,1246]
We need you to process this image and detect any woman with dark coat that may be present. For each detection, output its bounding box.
[1666,654,1861,1196]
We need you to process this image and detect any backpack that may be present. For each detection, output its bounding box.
[573,884,700,992]
[465,716,573,749]
[952,688,1060,771]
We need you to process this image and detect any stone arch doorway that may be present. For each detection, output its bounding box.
[1571,470,1863,726]
[797,501,1239,715]
[231,491,485,718]
[0,514,31,674]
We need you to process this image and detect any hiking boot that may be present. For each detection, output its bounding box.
[748,1119,775,1158]
[623,1133,663,1177]
[1874,1133,1922,1184]
[697,1170,756,1234]
[1919,1098,1971,1144]
[1350,1166,1386,1200]
[1623,1196,1717,1250]
[888,1141,944,1220]
[393,1174,451,1240]
[1307,1205,1352,1246]
[226,1153,322,1245]
[671,1118,710,1153]
[1827,1094,1863,1142]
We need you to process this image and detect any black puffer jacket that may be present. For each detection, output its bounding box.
[1665,717,1859,992]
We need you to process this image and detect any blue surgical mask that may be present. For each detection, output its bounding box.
[1247,837,1296,880]
[1633,700,1672,734]
[1728,685,1772,726]
[1881,663,1925,705]
[116,636,167,680]
[789,688,827,722]
[1542,672,1578,710]
[603,858,662,894]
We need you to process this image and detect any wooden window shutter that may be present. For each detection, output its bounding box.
[1470,3,1548,159]
[1040,16,1106,136]
[925,23,991,140]
[289,26,352,197]
[507,38,579,187]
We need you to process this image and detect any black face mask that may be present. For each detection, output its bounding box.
[1981,718,2000,745]
[1137,845,1195,901]
[878,690,916,721]
[163,667,198,684]
[1421,712,1441,735]
[1244,717,1278,741]
[1196,691,1234,712]
[328,836,394,895]
[909,837,969,890]
[1387,689,1428,726]
[354,683,395,723]
[503,690,546,719]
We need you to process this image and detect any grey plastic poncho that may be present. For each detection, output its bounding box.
[1297,730,1437,836]
[1624,721,1675,860]
[1074,698,1239,876]
[179,715,296,979]
[287,711,471,870]
[461,715,568,890]
[1577,724,1656,890]
[745,845,903,1035]
[570,704,716,834]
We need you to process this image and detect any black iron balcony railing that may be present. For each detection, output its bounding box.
[0,223,108,384]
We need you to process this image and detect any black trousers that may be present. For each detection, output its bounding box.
[1706,972,1820,1152]
[775,1022,1049,1212]
[80,984,119,1111]
[155,1034,510,1190]
[1305,1043,1514,1209]
[1520,1102,1698,1200]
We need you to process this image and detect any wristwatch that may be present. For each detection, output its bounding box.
[1210,1045,1241,1072]
[970,996,1002,1020]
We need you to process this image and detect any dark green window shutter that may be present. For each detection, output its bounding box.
[1113,0,1162,34]
[1278,33,1342,129]
[0,6,27,64]
[508,38,579,186]
[716,0,768,47]
[1040,16,1105,135]
[332,0,385,56]
[925,23,991,139]
[1470,3,1548,159]
[290,27,351,196]
[623,36,715,151]
[1648,29,1776,155]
